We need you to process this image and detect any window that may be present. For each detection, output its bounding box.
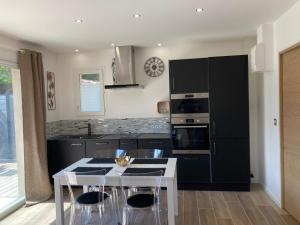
[76,71,105,116]
[0,64,25,218]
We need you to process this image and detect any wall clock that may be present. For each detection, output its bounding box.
[144,57,165,77]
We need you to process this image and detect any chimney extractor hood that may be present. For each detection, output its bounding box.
[105,46,142,89]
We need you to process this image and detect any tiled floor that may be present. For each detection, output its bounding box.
[0,184,299,225]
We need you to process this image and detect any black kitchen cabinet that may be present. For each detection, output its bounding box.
[85,139,119,158]
[209,55,249,139]
[211,139,250,189]
[138,136,172,157]
[175,155,211,189]
[169,58,209,94]
[119,139,138,150]
[47,139,85,182]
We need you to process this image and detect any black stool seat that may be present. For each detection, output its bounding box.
[127,194,156,208]
[76,192,109,205]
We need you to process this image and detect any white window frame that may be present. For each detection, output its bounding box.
[74,69,105,117]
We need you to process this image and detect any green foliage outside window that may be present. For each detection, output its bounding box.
[0,65,12,94]
[0,66,12,85]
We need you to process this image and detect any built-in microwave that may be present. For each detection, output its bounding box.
[170,93,209,117]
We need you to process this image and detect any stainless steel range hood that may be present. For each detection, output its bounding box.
[105,46,142,89]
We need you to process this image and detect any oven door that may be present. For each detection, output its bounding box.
[170,93,209,117]
[172,124,210,154]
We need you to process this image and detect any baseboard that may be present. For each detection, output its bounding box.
[260,183,282,207]
[251,178,259,183]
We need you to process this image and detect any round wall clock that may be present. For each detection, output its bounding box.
[144,57,165,77]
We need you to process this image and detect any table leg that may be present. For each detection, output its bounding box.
[167,180,176,225]
[174,170,178,216]
[54,177,64,225]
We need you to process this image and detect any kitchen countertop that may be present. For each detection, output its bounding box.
[137,133,171,139]
[48,133,171,140]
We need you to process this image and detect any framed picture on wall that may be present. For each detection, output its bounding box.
[47,71,56,110]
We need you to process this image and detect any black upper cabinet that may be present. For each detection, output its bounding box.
[209,55,249,139]
[211,139,250,184]
[169,58,209,94]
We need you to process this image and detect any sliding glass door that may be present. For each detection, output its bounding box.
[0,64,24,218]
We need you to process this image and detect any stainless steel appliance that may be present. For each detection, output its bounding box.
[171,117,210,155]
[170,93,209,117]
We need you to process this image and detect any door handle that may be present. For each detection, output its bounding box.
[185,94,194,98]
[172,77,175,91]
[213,142,216,156]
[71,143,83,146]
[96,142,109,145]
[148,141,164,144]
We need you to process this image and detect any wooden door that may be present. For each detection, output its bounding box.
[281,45,300,222]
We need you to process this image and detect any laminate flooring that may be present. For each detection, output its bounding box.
[0,184,299,225]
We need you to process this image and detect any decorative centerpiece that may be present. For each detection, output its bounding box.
[115,156,131,167]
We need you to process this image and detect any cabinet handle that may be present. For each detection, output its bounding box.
[172,77,175,91]
[96,142,109,145]
[213,142,216,156]
[71,143,83,146]
[174,125,208,129]
[147,141,164,144]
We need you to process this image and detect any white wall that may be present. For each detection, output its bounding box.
[57,39,257,119]
[256,0,300,206]
[56,38,260,180]
[0,34,59,122]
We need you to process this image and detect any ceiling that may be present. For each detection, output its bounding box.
[0,0,297,53]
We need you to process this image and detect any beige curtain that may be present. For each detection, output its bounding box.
[18,49,52,205]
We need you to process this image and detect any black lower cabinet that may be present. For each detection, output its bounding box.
[120,139,138,150]
[47,140,85,182]
[175,155,211,190]
[85,139,119,158]
[138,139,172,157]
[211,139,250,191]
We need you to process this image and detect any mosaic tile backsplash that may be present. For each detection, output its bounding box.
[46,118,170,138]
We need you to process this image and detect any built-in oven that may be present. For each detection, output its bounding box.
[171,117,210,155]
[170,93,209,117]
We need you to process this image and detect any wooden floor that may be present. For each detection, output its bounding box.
[0,184,299,225]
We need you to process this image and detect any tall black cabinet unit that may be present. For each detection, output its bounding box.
[169,58,209,93]
[209,55,250,191]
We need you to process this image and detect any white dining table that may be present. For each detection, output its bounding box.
[53,158,178,225]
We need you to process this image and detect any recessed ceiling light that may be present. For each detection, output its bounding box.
[133,14,142,19]
[195,8,204,13]
[75,49,79,52]
[75,19,83,23]
[157,43,162,47]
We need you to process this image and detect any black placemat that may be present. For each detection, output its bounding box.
[71,167,112,175]
[131,158,168,164]
[87,158,115,164]
[122,168,166,176]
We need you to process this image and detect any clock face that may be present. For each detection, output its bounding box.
[144,57,165,77]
